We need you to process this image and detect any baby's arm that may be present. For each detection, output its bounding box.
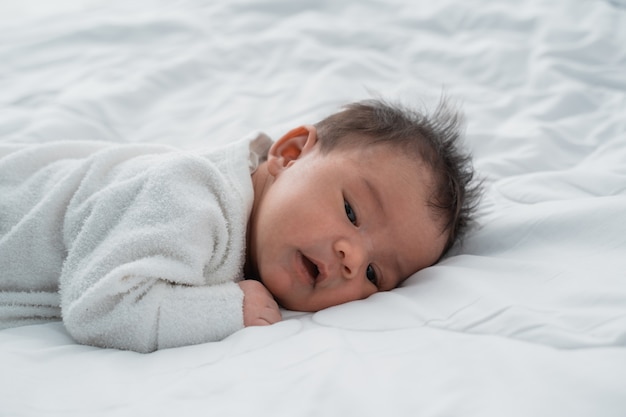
[60,148,253,352]
[238,280,281,326]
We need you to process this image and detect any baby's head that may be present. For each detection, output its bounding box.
[246,98,480,311]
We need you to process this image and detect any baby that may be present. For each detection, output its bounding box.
[0,99,479,352]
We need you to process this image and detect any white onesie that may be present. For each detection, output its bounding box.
[0,133,271,352]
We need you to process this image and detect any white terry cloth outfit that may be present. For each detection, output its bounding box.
[0,133,272,352]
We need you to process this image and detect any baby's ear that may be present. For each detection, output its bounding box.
[267,125,317,176]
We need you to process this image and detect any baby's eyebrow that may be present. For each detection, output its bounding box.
[363,178,385,216]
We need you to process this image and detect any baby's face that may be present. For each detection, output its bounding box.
[249,141,448,312]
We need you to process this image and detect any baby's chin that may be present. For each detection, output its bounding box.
[275,296,320,313]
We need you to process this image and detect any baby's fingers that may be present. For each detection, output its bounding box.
[239,280,282,326]
[255,306,282,326]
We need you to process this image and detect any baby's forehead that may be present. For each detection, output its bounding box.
[336,140,444,222]
[324,138,427,166]
[346,146,446,272]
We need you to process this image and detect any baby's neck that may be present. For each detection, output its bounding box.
[245,162,272,281]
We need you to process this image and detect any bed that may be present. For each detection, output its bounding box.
[1,0,625,416]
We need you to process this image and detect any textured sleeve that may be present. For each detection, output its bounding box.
[59,149,247,353]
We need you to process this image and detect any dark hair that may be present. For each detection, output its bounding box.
[314,98,481,255]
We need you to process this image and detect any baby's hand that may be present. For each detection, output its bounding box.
[238,280,282,326]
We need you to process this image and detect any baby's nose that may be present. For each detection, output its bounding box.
[333,238,366,279]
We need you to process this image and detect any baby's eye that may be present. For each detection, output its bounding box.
[344,200,357,225]
[366,264,378,286]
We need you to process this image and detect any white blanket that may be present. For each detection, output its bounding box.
[0,0,625,416]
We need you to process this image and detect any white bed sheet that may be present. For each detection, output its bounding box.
[1,0,625,416]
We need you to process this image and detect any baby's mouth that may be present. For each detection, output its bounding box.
[302,254,320,283]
